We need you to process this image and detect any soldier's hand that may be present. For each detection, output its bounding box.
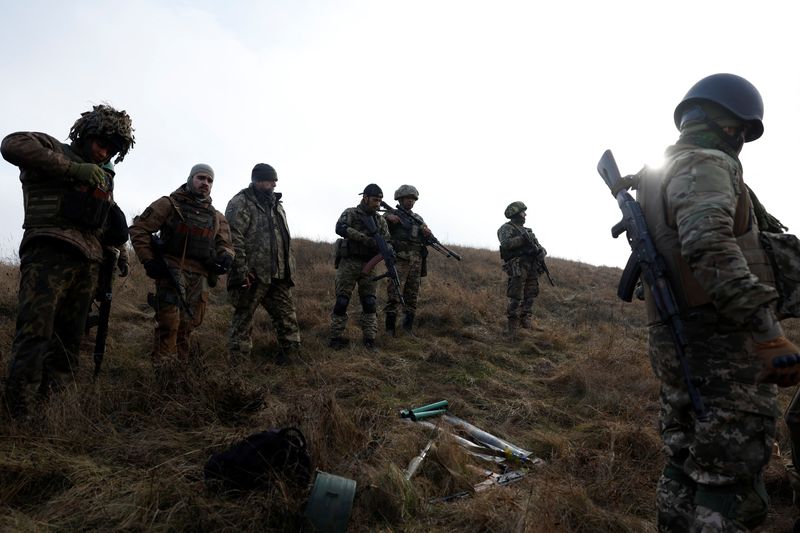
[422,225,432,237]
[66,162,106,188]
[385,214,401,224]
[210,254,233,275]
[241,271,257,290]
[755,336,800,387]
[143,259,169,280]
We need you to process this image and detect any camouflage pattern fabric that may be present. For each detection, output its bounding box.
[384,253,422,315]
[151,269,208,367]
[650,320,776,531]
[502,256,540,321]
[330,257,379,340]
[228,279,300,360]
[4,239,99,416]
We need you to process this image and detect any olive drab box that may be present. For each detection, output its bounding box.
[760,231,800,318]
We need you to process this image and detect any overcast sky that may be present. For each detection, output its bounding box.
[1,1,798,268]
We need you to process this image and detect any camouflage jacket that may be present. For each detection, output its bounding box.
[384,206,427,257]
[497,220,543,262]
[640,143,777,326]
[129,184,233,276]
[335,203,390,258]
[1,131,121,262]
[225,185,295,286]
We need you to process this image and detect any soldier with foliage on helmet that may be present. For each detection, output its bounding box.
[497,201,546,335]
[129,164,234,378]
[637,73,800,531]
[382,184,432,336]
[0,105,134,418]
[329,184,391,351]
[225,163,300,366]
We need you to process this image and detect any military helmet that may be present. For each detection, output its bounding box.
[504,201,527,219]
[394,184,419,200]
[673,73,764,142]
[68,104,135,163]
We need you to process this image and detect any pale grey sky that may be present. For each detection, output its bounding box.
[1,1,798,267]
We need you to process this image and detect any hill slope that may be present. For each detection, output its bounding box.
[0,239,796,532]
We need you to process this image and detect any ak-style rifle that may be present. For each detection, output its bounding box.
[360,214,405,307]
[150,234,194,318]
[380,201,462,261]
[86,248,119,377]
[597,149,705,418]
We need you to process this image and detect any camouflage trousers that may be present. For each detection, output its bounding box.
[649,312,778,532]
[228,278,300,359]
[384,252,422,315]
[4,239,99,415]
[150,269,208,368]
[503,257,540,320]
[330,257,378,340]
[784,387,800,503]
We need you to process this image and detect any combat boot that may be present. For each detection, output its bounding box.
[520,315,532,329]
[363,337,379,352]
[277,341,301,366]
[329,337,348,350]
[403,312,416,336]
[507,317,520,337]
[385,313,397,337]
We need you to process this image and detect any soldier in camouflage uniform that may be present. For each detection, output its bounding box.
[636,74,800,532]
[129,164,234,374]
[1,105,134,418]
[329,184,391,351]
[497,201,546,334]
[382,185,432,336]
[225,163,300,365]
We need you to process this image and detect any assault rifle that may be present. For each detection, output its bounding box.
[597,149,706,418]
[360,214,405,307]
[87,248,119,378]
[380,201,462,261]
[150,234,194,318]
[517,226,554,286]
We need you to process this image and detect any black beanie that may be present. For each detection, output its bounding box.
[251,163,277,182]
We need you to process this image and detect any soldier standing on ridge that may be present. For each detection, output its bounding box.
[382,185,432,336]
[329,184,391,351]
[225,163,300,366]
[497,201,546,335]
[637,73,800,531]
[129,164,234,377]
[0,105,134,418]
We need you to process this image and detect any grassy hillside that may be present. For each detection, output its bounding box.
[0,239,797,532]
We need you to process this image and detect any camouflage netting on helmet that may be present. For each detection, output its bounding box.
[69,104,135,163]
[504,201,527,219]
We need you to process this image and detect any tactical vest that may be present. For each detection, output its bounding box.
[344,209,379,258]
[160,197,216,262]
[22,145,112,230]
[389,218,424,253]
[637,152,774,322]
[499,224,536,261]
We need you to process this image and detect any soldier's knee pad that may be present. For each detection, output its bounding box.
[333,295,350,316]
[360,294,377,314]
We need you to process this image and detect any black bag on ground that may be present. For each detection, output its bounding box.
[204,427,312,491]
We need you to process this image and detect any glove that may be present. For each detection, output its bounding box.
[210,254,233,275]
[755,336,800,387]
[65,162,106,188]
[117,254,129,277]
[143,259,169,280]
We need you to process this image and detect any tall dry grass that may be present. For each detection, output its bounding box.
[0,240,797,532]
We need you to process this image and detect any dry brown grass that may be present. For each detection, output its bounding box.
[0,240,797,531]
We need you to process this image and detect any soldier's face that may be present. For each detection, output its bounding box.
[192,173,214,196]
[400,197,416,210]
[253,180,276,193]
[364,195,382,212]
[88,137,118,164]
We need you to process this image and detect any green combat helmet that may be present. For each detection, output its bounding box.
[394,184,419,200]
[68,104,136,163]
[504,201,527,219]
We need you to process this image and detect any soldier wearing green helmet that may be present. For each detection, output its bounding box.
[497,201,546,335]
[1,104,135,419]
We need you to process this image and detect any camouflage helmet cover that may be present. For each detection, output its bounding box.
[504,201,527,219]
[394,184,419,200]
[69,104,135,163]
